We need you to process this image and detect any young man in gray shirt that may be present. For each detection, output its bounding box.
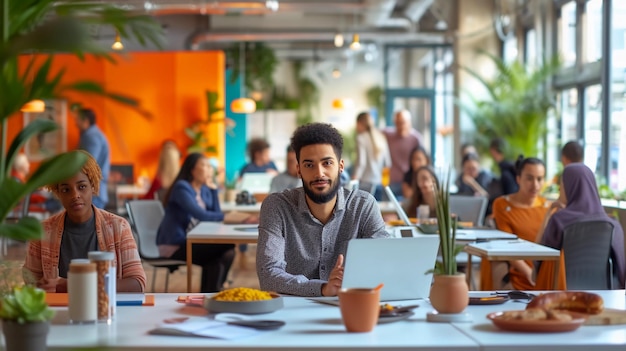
[257,123,389,297]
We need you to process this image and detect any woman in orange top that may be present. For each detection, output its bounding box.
[481,157,564,291]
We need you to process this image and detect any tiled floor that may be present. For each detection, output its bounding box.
[0,241,260,293]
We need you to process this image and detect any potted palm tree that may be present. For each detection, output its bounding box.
[1,0,163,346]
[460,51,561,160]
[428,169,468,314]
[0,285,54,351]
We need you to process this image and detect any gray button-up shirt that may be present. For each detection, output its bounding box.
[256,187,389,296]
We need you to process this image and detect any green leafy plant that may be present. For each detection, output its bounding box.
[0,0,164,242]
[366,85,385,121]
[460,51,561,160]
[185,90,233,154]
[0,285,54,324]
[226,42,278,93]
[430,170,464,275]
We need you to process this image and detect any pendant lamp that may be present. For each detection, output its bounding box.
[231,42,256,114]
[20,99,45,113]
[111,30,124,51]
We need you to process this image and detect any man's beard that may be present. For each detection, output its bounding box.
[303,173,341,204]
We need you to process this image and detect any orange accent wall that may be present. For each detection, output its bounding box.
[14,52,225,181]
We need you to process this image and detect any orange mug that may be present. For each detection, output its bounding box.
[338,287,380,332]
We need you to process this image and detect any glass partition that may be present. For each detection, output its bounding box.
[558,1,577,67]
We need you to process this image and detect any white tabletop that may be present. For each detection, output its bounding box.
[17,291,626,350]
[187,222,259,242]
[464,239,561,258]
[220,202,262,213]
[38,294,479,351]
[455,290,626,351]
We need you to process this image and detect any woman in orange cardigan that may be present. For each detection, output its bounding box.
[481,157,565,291]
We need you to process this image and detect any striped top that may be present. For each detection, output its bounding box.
[23,207,146,291]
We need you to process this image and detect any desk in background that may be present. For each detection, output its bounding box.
[186,222,259,292]
[464,239,561,289]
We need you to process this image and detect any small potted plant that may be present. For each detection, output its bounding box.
[0,285,55,351]
[428,170,469,314]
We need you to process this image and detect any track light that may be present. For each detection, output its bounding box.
[112,31,124,51]
[349,34,361,50]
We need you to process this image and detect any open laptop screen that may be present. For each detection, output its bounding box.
[384,186,413,226]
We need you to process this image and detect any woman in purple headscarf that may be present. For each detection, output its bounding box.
[537,163,625,289]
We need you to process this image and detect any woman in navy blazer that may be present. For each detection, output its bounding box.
[156,153,234,292]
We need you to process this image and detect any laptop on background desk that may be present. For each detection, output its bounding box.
[311,236,440,304]
[384,186,517,241]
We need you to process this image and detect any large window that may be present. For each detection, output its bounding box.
[585,0,603,63]
[559,88,578,143]
[558,1,577,67]
[583,85,603,177]
[610,1,626,193]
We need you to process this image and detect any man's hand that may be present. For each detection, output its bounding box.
[321,254,344,297]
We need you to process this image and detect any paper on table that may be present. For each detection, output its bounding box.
[149,317,261,340]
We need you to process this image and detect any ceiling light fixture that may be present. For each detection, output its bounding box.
[332,98,353,109]
[332,68,341,79]
[349,34,361,51]
[20,99,45,113]
[265,0,279,12]
[111,31,124,51]
[334,33,344,48]
[231,42,256,114]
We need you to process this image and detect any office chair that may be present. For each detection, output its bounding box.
[449,195,488,227]
[126,200,186,292]
[562,219,615,290]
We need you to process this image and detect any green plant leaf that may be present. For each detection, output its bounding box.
[4,119,58,172]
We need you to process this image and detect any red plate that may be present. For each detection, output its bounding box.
[487,311,587,333]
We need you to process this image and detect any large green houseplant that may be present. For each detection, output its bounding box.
[0,0,163,242]
[461,52,561,160]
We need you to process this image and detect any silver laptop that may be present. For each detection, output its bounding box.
[384,186,412,226]
[239,173,273,194]
[312,236,440,303]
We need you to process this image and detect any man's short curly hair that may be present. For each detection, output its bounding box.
[46,150,102,196]
[290,123,343,162]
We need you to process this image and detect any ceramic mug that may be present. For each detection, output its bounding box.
[338,288,380,332]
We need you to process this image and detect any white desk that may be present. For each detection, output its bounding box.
[14,291,626,350]
[220,202,262,213]
[454,290,626,351]
[37,294,479,351]
[464,239,561,289]
[186,222,259,292]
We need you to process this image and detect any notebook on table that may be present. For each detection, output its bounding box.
[311,236,440,304]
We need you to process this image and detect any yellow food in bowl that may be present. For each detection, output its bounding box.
[213,287,272,302]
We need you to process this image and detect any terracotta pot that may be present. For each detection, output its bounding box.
[429,273,469,314]
[1,319,49,351]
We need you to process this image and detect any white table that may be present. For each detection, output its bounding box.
[186,222,259,292]
[37,294,479,351]
[455,290,626,351]
[14,291,626,350]
[464,239,561,289]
